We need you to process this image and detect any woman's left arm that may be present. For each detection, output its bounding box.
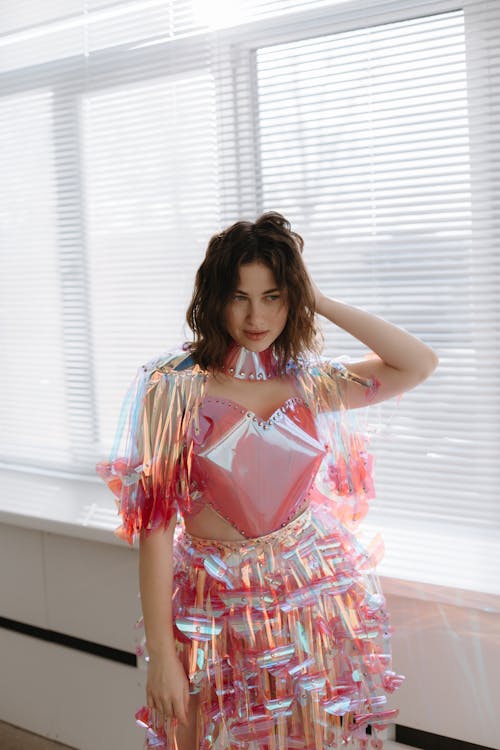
[309,276,439,409]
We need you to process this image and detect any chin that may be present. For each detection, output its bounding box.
[232,333,272,350]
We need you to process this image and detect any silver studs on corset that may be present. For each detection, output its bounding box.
[204,396,306,429]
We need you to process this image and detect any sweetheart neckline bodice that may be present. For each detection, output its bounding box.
[186,395,326,538]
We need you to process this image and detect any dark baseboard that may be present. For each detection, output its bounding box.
[0,615,136,666]
[396,725,495,750]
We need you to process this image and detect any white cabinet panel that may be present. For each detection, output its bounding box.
[0,525,46,626]
[44,532,141,653]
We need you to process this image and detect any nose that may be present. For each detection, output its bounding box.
[245,300,265,327]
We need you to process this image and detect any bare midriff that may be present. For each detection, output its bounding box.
[183,499,311,542]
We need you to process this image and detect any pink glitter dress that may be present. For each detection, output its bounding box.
[96,344,405,750]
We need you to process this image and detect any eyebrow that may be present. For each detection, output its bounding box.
[234,288,281,295]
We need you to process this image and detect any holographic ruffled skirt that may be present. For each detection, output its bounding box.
[134,503,405,750]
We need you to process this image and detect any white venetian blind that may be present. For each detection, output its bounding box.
[0,0,498,599]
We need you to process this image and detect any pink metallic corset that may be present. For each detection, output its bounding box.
[183,395,327,538]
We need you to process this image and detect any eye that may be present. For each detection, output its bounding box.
[232,294,247,301]
[266,295,281,302]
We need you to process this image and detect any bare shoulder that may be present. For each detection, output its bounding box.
[337,355,439,410]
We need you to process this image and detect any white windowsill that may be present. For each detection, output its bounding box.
[0,465,126,548]
[0,467,498,614]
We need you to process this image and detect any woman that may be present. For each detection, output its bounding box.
[97,211,438,750]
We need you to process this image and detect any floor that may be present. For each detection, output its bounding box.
[0,719,417,750]
[0,722,76,750]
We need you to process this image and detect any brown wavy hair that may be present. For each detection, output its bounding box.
[185,211,320,371]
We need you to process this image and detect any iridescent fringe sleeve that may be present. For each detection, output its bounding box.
[295,355,387,532]
[95,351,206,546]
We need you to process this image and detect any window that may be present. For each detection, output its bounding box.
[1,0,498,601]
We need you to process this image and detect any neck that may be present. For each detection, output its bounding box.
[221,339,284,380]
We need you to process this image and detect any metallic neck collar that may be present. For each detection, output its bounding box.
[221,340,285,380]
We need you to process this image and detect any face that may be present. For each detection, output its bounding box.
[224,262,289,351]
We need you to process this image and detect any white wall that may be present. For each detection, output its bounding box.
[0,524,146,750]
[390,594,498,748]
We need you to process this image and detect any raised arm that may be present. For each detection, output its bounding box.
[309,278,439,410]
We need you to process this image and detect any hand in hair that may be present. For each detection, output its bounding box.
[304,265,325,315]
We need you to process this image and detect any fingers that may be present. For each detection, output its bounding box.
[173,695,189,727]
[147,695,189,728]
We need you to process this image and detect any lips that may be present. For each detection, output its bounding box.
[243,330,269,342]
